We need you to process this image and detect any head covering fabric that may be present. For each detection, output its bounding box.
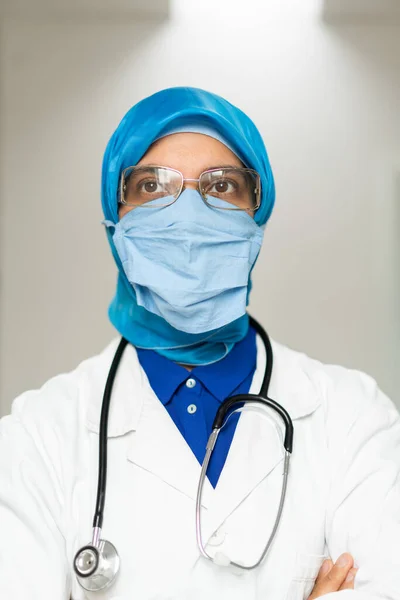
[101,87,275,365]
[154,123,240,159]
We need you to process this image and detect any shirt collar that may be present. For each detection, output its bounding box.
[85,332,322,437]
[192,326,256,402]
[136,347,190,405]
[136,326,257,405]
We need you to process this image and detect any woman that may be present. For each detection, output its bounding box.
[0,87,399,600]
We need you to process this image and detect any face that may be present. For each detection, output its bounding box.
[118,132,246,219]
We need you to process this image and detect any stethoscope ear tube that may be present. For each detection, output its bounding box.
[249,315,273,397]
[198,321,294,571]
[198,397,293,570]
[212,394,293,453]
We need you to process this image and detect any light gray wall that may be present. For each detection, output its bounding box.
[0,0,170,17]
[1,0,399,415]
[323,0,400,23]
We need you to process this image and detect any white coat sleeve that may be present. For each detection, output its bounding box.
[322,374,400,600]
[0,395,70,599]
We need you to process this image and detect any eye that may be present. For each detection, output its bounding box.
[208,179,237,195]
[139,178,163,194]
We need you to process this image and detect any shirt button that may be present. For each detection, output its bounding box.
[187,404,197,414]
[186,378,196,389]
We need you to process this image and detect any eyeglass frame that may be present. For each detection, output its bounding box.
[119,165,262,212]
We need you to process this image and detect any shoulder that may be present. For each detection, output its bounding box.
[270,338,398,429]
[0,338,121,438]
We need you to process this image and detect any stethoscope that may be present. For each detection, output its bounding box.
[73,316,294,591]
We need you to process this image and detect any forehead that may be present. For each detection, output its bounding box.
[137,132,243,170]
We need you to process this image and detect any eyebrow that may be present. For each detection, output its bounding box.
[136,164,243,171]
[203,164,242,171]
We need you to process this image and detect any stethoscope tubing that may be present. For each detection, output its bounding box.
[94,336,128,530]
[195,318,294,569]
[74,315,294,588]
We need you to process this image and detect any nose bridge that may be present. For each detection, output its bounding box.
[182,177,200,191]
[177,178,205,203]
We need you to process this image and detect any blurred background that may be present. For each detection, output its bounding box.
[0,0,399,415]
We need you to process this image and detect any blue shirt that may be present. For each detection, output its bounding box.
[137,326,257,487]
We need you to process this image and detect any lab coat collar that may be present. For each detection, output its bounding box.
[86,333,320,436]
[85,339,145,436]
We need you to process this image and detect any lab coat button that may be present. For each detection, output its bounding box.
[186,378,196,388]
[207,530,226,546]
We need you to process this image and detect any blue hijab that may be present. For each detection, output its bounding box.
[102,87,275,365]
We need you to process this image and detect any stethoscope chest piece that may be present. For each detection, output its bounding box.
[74,539,120,592]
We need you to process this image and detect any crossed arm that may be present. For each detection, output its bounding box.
[308,372,400,600]
[309,553,358,598]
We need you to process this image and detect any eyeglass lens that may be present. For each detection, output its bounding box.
[121,166,259,210]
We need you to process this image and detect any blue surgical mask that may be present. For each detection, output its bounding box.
[104,190,264,335]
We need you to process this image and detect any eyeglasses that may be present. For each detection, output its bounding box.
[119,165,261,211]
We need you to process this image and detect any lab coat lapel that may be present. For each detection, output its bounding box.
[126,375,215,509]
[202,404,285,542]
[85,339,214,507]
[202,335,321,540]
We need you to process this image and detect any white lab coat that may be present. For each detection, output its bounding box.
[0,335,400,600]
